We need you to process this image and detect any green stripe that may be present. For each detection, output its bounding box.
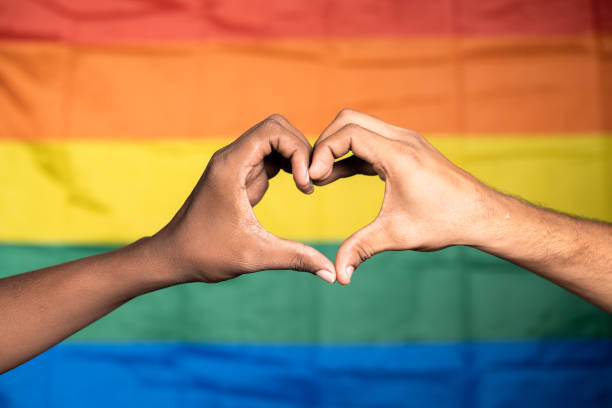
[1,243,610,341]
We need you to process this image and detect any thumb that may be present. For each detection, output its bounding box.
[263,235,337,283]
[335,219,390,285]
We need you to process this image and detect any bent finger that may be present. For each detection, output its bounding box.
[309,123,389,182]
[311,155,377,186]
[267,114,310,146]
[246,118,314,194]
[317,108,407,146]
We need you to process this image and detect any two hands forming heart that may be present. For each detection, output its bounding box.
[152,109,497,286]
[4,109,612,374]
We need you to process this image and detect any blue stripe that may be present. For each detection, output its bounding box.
[2,340,611,407]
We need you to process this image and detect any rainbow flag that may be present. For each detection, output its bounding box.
[1,0,611,406]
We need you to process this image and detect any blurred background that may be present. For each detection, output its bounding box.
[0,0,611,406]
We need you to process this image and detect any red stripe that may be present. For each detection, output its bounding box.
[0,0,609,43]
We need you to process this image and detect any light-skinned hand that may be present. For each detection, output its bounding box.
[309,109,499,285]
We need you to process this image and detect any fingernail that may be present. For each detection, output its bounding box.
[345,266,354,281]
[306,173,314,193]
[316,270,335,284]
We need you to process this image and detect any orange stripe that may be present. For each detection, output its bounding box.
[0,36,608,140]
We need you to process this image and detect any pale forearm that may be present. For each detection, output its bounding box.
[0,237,179,373]
[307,109,611,310]
[472,191,612,311]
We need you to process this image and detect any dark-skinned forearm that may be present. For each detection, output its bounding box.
[0,237,181,373]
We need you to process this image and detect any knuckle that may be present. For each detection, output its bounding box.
[267,113,286,124]
[340,122,361,134]
[394,140,418,158]
[337,108,357,122]
[416,132,435,149]
[388,141,421,173]
[290,256,307,272]
[399,127,418,138]
[210,146,229,165]
[405,129,426,144]
[289,245,309,272]
[261,117,284,134]
[312,137,326,149]
[355,242,374,263]
[255,119,285,147]
[396,128,430,148]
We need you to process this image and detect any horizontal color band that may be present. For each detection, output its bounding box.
[0,37,609,139]
[0,0,610,43]
[0,137,609,243]
[1,244,609,341]
[2,341,611,407]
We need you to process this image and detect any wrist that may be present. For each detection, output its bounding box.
[461,184,517,250]
[466,190,550,261]
[117,235,191,294]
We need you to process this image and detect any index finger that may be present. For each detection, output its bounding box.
[241,117,314,194]
[316,108,407,147]
[309,123,390,182]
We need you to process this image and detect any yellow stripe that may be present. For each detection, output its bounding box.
[0,135,609,243]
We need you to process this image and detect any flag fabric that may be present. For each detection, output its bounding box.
[1,1,611,406]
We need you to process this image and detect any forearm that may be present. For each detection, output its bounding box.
[0,116,334,373]
[472,191,612,311]
[0,237,180,373]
